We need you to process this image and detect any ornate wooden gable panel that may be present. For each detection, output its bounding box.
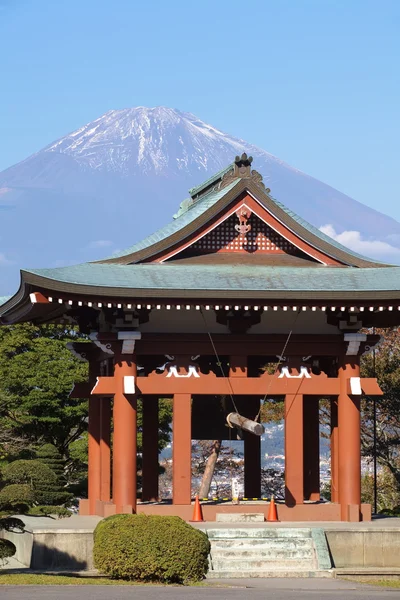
[156,190,342,266]
[190,209,298,255]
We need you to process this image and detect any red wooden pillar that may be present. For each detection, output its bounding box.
[113,354,138,513]
[330,398,339,503]
[173,394,192,505]
[100,398,111,502]
[142,396,159,502]
[285,393,304,506]
[303,397,320,501]
[338,357,361,521]
[88,395,101,515]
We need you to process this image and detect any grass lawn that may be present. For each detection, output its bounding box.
[0,574,154,586]
[347,577,400,588]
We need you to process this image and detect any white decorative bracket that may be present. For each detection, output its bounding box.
[166,365,200,378]
[123,375,136,394]
[118,331,142,354]
[344,333,367,355]
[349,377,362,395]
[278,366,311,379]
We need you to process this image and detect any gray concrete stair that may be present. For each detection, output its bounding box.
[206,527,332,578]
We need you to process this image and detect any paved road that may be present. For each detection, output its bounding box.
[0,579,398,600]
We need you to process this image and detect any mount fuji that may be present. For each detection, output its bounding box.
[1,106,399,295]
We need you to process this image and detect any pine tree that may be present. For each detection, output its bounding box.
[36,445,72,505]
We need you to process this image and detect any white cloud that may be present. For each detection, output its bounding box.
[319,224,400,257]
[87,240,113,249]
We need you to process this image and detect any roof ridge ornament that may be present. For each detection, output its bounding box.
[219,153,270,193]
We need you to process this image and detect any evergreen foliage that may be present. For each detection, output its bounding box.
[0,517,24,564]
[28,505,71,518]
[36,444,66,482]
[362,327,400,498]
[0,323,88,454]
[93,514,210,583]
[0,484,35,512]
[2,459,72,506]
[0,539,16,562]
[35,443,73,504]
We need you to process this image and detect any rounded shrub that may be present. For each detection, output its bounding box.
[0,539,16,563]
[28,505,72,518]
[3,460,56,487]
[93,514,210,583]
[2,459,73,506]
[0,484,35,512]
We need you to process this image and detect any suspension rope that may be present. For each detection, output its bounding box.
[200,305,301,501]
[200,306,301,423]
[254,309,301,422]
[200,308,239,414]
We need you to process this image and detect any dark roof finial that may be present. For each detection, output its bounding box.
[234,152,253,178]
[235,153,253,168]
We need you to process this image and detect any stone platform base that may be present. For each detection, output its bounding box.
[79,499,372,522]
[2,515,399,573]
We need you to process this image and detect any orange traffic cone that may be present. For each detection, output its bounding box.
[267,496,279,522]
[190,495,205,522]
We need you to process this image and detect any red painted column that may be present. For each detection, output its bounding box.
[303,397,320,501]
[285,393,304,506]
[142,396,159,502]
[173,394,192,505]
[330,398,339,503]
[88,394,101,515]
[113,354,137,513]
[100,398,111,502]
[338,357,361,521]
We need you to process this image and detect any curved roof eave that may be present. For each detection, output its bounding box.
[96,177,392,268]
[14,264,400,301]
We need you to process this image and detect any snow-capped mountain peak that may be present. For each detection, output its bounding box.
[0,106,399,297]
[44,106,284,177]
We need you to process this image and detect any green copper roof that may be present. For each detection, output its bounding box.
[96,163,388,267]
[102,178,240,260]
[188,163,234,197]
[271,197,387,266]
[21,263,400,299]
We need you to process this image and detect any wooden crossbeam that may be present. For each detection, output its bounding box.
[72,373,383,398]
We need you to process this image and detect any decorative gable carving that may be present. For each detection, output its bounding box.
[191,209,298,255]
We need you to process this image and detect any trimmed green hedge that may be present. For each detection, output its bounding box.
[0,539,16,562]
[93,514,210,583]
[2,459,72,506]
[28,505,72,518]
[0,484,35,512]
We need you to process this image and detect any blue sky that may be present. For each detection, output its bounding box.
[0,0,399,219]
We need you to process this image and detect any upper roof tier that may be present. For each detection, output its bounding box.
[94,154,388,268]
[1,154,399,325]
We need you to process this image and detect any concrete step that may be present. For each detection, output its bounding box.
[206,527,332,578]
[207,528,312,539]
[210,547,314,560]
[210,538,313,550]
[210,558,316,571]
[206,569,334,579]
[216,513,265,523]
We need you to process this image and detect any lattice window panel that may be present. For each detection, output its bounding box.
[191,213,297,254]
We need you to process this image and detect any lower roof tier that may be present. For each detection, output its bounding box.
[9,262,400,300]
